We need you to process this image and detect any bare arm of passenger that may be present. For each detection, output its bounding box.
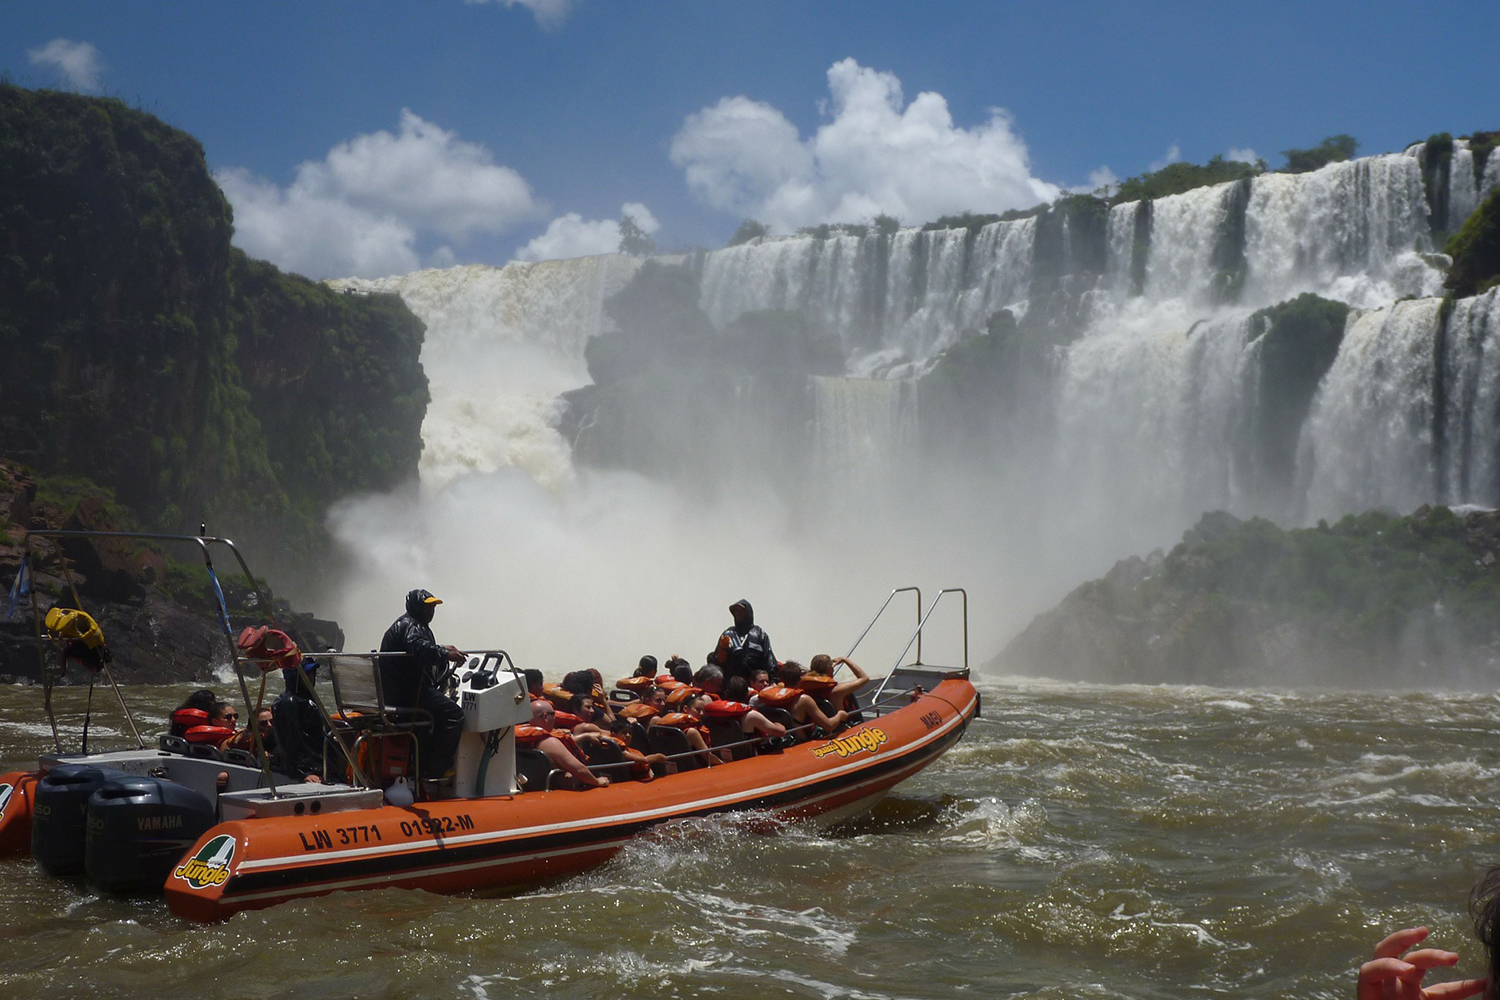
[539,736,609,788]
[741,709,785,738]
[830,657,869,710]
[794,694,847,733]
[682,726,722,766]
[1356,927,1484,1000]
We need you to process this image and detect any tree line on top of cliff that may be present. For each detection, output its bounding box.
[0,84,429,586]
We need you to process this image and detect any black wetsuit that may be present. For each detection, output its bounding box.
[379,611,465,780]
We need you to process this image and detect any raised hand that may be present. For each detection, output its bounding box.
[1357,927,1485,1000]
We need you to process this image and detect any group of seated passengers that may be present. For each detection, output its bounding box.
[513,652,871,787]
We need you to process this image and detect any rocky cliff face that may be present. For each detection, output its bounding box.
[997,507,1500,688]
[0,84,428,583]
[0,462,343,685]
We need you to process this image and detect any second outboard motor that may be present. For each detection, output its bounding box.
[85,776,215,893]
[32,764,125,875]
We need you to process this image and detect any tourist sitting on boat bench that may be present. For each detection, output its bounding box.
[524,699,609,789]
[770,661,848,738]
[807,654,869,715]
[724,676,787,742]
[524,668,545,699]
[715,599,776,683]
[379,588,467,782]
[271,657,326,783]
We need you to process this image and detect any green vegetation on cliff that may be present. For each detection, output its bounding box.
[1000,506,1500,687]
[1281,134,1359,174]
[0,84,428,577]
[1445,188,1500,298]
[1111,155,1263,204]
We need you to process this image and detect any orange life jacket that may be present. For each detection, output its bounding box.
[619,701,659,720]
[756,685,801,708]
[664,685,703,707]
[797,674,837,695]
[615,675,654,693]
[184,724,236,746]
[552,711,584,731]
[705,699,751,720]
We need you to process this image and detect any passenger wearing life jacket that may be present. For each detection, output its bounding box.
[692,664,725,699]
[271,657,327,783]
[517,699,609,789]
[757,661,848,740]
[378,588,467,782]
[523,669,545,700]
[169,690,219,737]
[650,691,720,766]
[715,599,776,684]
[808,654,869,714]
[749,668,771,693]
[723,676,786,740]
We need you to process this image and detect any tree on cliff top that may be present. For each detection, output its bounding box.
[1281,135,1358,173]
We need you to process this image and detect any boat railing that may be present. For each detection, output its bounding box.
[866,587,968,714]
[839,586,922,672]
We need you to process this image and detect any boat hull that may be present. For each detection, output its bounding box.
[166,677,977,921]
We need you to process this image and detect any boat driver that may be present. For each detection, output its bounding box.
[378,588,467,783]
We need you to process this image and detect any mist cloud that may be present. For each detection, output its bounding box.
[670,58,1059,233]
[27,38,104,92]
[515,202,659,262]
[218,110,539,279]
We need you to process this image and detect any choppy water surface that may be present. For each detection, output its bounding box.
[2,678,1497,999]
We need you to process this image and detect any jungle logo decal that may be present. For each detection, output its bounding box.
[813,727,889,759]
[173,833,236,889]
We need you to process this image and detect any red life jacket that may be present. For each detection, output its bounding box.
[756,685,801,708]
[705,699,751,720]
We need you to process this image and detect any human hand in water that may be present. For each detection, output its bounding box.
[1357,927,1485,1000]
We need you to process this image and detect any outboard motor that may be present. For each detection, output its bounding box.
[85,776,215,893]
[32,764,126,875]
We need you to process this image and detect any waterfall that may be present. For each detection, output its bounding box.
[1055,313,1259,527]
[1242,154,1435,308]
[810,376,917,507]
[1298,299,1444,520]
[334,255,641,489]
[1439,288,1500,504]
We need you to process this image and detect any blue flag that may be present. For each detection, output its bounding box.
[6,556,31,621]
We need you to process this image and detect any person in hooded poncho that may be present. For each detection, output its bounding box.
[715,599,775,684]
[379,588,467,781]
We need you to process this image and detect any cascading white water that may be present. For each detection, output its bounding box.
[810,376,917,508]
[335,256,641,489]
[1055,312,1259,532]
[1299,299,1444,520]
[1242,154,1435,308]
[325,148,1499,664]
[1439,288,1500,504]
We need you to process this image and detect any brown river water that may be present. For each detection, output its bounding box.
[1,678,1496,999]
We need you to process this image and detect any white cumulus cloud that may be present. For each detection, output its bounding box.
[1226,147,1260,165]
[466,0,576,29]
[1149,144,1182,171]
[28,38,104,92]
[670,59,1059,233]
[217,110,541,279]
[515,202,659,262]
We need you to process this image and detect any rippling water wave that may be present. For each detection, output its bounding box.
[2,678,1497,999]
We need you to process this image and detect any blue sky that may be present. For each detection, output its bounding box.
[3,0,1497,279]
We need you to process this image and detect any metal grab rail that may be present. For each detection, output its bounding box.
[868,587,969,710]
[838,586,921,677]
